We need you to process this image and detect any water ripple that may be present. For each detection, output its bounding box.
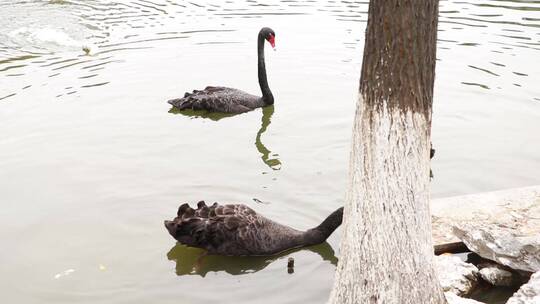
[0,0,538,102]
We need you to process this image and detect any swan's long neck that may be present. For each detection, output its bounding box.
[257,33,274,105]
[303,207,344,246]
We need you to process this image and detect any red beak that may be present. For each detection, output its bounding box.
[268,35,275,48]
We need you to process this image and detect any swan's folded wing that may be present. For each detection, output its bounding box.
[172,202,262,255]
[168,87,260,113]
[205,204,262,254]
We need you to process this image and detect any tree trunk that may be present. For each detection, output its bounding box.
[328,1,445,303]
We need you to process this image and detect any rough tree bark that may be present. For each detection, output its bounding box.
[328,1,445,303]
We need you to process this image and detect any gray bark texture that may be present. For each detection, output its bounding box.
[328,0,446,303]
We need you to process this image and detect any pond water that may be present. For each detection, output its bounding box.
[1,0,539,303]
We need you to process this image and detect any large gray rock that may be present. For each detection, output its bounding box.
[453,223,540,273]
[506,271,540,304]
[478,262,524,287]
[479,266,515,287]
[445,292,485,304]
[435,255,479,296]
[432,185,540,246]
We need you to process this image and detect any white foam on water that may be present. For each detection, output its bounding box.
[9,27,82,50]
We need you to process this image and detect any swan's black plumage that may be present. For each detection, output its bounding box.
[168,27,276,114]
[164,201,343,256]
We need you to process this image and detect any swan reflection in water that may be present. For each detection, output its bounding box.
[255,105,281,170]
[168,105,281,170]
[166,241,338,276]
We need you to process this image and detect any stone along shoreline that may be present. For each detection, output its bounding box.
[430,185,540,304]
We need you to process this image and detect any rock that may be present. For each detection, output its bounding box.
[444,292,485,304]
[453,223,540,273]
[478,262,524,287]
[431,185,540,246]
[506,271,540,304]
[435,255,479,296]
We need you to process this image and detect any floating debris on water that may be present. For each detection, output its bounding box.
[252,198,270,205]
[287,257,294,274]
[82,43,97,56]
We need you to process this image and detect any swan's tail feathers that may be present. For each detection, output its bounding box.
[166,203,208,248]
[166,201,222,249]
[168,97,191,110]
[171,218,207,247]
[175,201,215,219]
[168,92,209,111]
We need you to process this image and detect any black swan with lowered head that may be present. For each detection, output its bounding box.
[164,201,343,256]
[168,27,276,114]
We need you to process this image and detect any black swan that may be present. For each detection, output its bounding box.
[164,201,343,256]
[168,27,276,114]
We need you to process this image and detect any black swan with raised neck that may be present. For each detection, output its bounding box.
[164,201,343,256]
[168,27,276,114]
